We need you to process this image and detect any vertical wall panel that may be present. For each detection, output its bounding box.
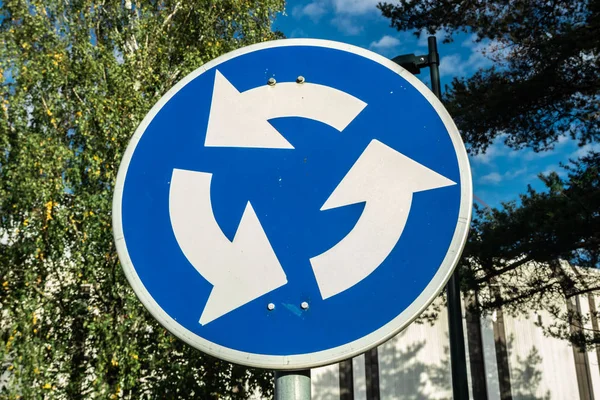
[481,313,501,400]
[463,293,477,400]
[365,348,380,400]
[308,284,600,400]
[339,359,355,400]
[571,296,595,400]
[312,363,340,400]
[579,294,600,400]
[353,354,367,400]
[376,297,452,400]
[492,307,513,400]
[504,307,579,400]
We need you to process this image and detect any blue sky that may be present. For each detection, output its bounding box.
[273,0,600,209]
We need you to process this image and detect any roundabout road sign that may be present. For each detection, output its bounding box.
[113,38,472,370]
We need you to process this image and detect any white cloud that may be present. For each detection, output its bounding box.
[507,168,527,179]
[570,143,600,158]
[540,165,568,177]
[439,48,493,78]
[439,54,464,77]
[462,35,512,65]
[289,28,308,38]
[471,149,497,165]
[292,0,380,20]
[417,29,448,47]
[370,35,401,50]
[331,16,363,35]
[557,134,571,146]
[291,0,381,36]
[512,149,555,161]
[506,134,574,160]
[292,2,327,21]
[331,0,381,15]
[480,172,503,184]
[478,168,526,185]
[438,36,496,78]
[471,134,510,164]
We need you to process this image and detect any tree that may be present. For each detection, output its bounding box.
[379,0,600,154]
[462,153,600,346]
[379,0,600,348]
[0,1,283,398]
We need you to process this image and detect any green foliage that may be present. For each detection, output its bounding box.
[379,0,599,154]
[466,152,599,272]
[380,0,600,348]
[462,153,600,312]
[0,0,283,398]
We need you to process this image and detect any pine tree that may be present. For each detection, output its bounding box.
[379,0,600,348]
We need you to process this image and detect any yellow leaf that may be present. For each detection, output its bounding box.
[2,281,7,287]
[43,383,51,390]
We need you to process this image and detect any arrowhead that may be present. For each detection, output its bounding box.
[311,140,457,299]
[204,70,294,149]
[199,202,287,325]
[321,139,456,210]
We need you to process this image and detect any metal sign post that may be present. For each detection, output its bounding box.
[275,370,311,400]
[393,36,470,399]
[113,38,472,400]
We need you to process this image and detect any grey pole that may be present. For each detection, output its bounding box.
[427,36,470,400]
[274,370,311,400]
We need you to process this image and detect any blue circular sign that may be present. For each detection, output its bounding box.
[113,39,472,369]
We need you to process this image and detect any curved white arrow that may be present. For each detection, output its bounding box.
[310,140,457,299]
[169,168,287,325]
[204,70,367,149]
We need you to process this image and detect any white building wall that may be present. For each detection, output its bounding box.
[503,307,580,399]
[578,294,600,400]
[481,313,501,400]
[377,298,452,399]
[306,291,599,400]
[353,353,367,400]
[311,363,340,400]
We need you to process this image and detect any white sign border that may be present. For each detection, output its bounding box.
[112,38,473,370]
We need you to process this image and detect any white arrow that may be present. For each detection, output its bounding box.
[169,168,287,325]
[310,139,457,299]
[204,70,367,149]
